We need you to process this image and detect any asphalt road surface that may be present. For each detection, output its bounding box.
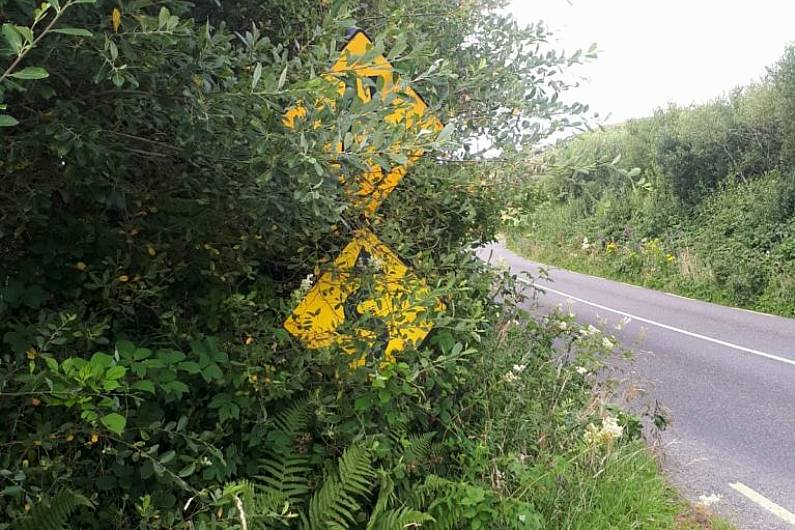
[480,242,795,530]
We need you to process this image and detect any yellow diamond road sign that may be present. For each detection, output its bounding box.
[283,30,443,215]
[283,31,443,363]
[284,229,439,365]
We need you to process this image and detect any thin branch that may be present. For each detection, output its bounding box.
[0,1,74,84]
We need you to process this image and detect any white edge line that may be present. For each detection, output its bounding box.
[516,277,795,368]
[729,482,795,526]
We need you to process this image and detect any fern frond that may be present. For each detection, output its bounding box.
[366,472,395,529]
[403,433,435,464]
[386,420,409,449]
[336,444,376,498]
[303,444,376,530]
[272,398,309,442]
[17,489,92,530]
[414,476,465,530]
[256,454,312,504]
[368,507,434,530]
[222,479,296,530]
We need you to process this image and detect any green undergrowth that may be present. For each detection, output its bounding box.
[503,46,795,319]
[0,0,737,527]
[506,171,795,318]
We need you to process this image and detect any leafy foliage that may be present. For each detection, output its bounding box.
[15,489,92,530]
[0,0,693,528]
[508,46,795,316]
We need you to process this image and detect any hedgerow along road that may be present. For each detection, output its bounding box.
[480,242,795,530]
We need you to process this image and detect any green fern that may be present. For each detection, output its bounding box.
[303,444,376,530]
[367,474,433,530]
[225,442,434,530]
[267,398,310,452]
[368,506,434,530]
[251,399,312,522]
[17,489,92,530]
[219,480,298,530]
[402,433,435,465]
[256,454,312,507]
[414,476,465,530]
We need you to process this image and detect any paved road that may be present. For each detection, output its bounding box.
[480,243,795,530]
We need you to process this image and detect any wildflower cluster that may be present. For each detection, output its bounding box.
[583,415,624,447]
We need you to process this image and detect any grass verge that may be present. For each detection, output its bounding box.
[464,310,737,530]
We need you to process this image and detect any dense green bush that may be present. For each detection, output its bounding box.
[4,1,686,529]
[508,46,795,316]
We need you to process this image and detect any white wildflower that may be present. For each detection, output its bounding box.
[575,366,588,376]
[556,320,569,331]
[300,273,315,292]
[602,337,614,350]
[584,324,601,336]
[503,371,519,384]
[602,416,623,439]
[584,415,623,446]
[581,237,592,250]
[512,364,526,373]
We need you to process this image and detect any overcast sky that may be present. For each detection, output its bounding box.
[509,0,795,124]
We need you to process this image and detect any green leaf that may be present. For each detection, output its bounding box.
[252,62,262,89]
[53,28,93,37]
[0,114,19,127]
[159,349,185,364]
[162,380,189,396]
[105,365,126,380]
[277,64,288,90]
[158,6,170,28]
[44,356,59,372]
[201,363,223,381]
[132,380,155,393]
[100,413,126,435]
[177,462,196,477]
[178,361,201,374]
[2,24,22,53]
[10,67,49,80]
[2,485,23,497]
[15,26,33,45]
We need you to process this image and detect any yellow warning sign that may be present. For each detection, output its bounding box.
[283,30,442,214]
[284,229,439,365]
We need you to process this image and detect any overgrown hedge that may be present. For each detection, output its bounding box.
[0,1,665,529]
[508,46,795,316]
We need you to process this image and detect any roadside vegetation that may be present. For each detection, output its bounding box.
[507,47,795,318]
[1,0,729,528]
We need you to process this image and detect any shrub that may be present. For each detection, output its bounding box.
[1,0,603,527]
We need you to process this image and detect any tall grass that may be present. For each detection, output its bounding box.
[466,317,734,529]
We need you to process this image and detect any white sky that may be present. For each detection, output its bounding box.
[509,0,795,124]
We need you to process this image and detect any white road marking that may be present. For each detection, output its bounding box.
[516,278,795,368]
[729,482,795,526]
